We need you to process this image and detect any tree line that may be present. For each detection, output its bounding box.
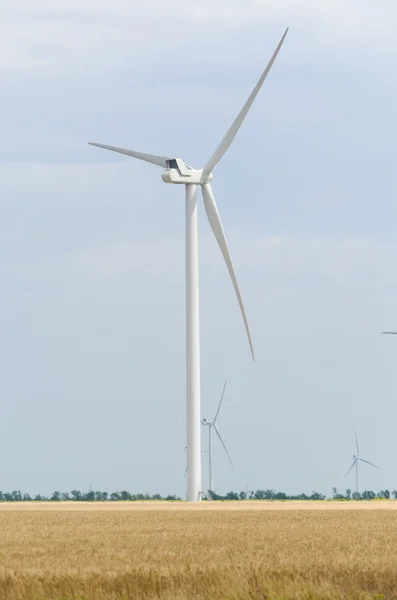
[0,488,395,501]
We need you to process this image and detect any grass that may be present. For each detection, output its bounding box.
[0,502,396,599]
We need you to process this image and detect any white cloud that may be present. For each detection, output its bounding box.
[0,0,396,74]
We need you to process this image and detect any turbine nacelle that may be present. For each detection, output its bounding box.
[161,158,213,185]
[201,418,216,426]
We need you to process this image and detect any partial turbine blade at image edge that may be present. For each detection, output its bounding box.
[214,424,233,468]
[201,184,255,360]
[214,379,228,421]
[88,143,171,168]
[202,27,289,175]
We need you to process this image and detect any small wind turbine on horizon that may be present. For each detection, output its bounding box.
[201,380,233,493]
[89,28,289,502]
[345,430,380,496]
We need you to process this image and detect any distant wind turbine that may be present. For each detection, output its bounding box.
[89,28,289,502]
[345,430,380,496]
[201,380,233,493]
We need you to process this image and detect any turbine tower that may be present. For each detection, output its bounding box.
[345,430,380,496]
[88,29,288,502]
[201,379,233,493]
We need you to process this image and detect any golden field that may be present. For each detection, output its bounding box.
[0,501,396,599]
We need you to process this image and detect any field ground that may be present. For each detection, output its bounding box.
[1,499,397,511]
[0,501,396,599]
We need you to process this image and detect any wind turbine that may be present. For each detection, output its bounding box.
[382,332,397,335]
[201,379,233,493]
[345,430,380,496]
[89,28,289,502]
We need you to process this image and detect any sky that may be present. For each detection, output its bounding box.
[0,0,397,499]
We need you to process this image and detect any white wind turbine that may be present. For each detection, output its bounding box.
[89,28,289,502]
[201,379,233,493]
[345,430,380,496]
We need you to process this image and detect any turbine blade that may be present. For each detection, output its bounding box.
[202,27,288,175]
[382,331,397,334]
[214,379,228,421]
[88,142,170,168]
[359,458,381,470]
[214,424,233,467]
[201,183,254,360]
[345,460,356,477]
[184,465,187,478]
[355,429,359,457]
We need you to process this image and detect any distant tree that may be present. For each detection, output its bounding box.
[133,493,146,501]
[361,490,375,500]
[310,492,325,500]
[0,487,341,502]
[275,492,287,500]
[253,490,265,500]
[94,491,108,501]
[378,490,390,500]
[34,494,46,501]
[352,491,361,500]
[84,490,95,502]
[331,487,345,500]
[224,491,239,500]
[345,489,352,500]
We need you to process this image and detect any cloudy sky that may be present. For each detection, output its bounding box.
[1,0,396,499]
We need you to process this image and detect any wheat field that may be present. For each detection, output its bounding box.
[0,501,396,599]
